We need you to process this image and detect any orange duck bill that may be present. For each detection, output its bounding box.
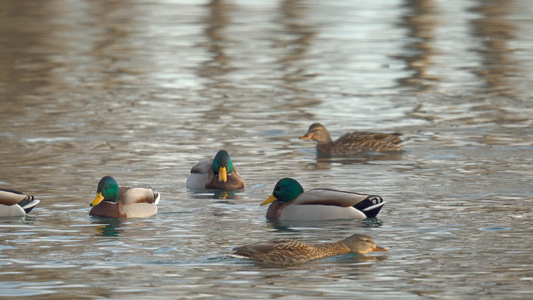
[373,245,387,252]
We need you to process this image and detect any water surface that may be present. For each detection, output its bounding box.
[1,0,533,299]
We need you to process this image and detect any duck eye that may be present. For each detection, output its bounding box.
[105,186,110,190]
[276,187,282,191]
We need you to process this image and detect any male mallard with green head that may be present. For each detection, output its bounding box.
[233,233,386,265]
[300,123,404,154]
[186,150,245,190]
[0,188,40,217]
[89,176,160,218]
[261,178,385,221]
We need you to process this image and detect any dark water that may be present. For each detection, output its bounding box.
[1,0,533,299]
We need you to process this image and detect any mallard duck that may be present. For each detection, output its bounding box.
[233,233,386,265]
[0,188,40,217]
[261,178,385,221]
[186,150,245,190]
[89,176,160,218]
[300,123,404,154]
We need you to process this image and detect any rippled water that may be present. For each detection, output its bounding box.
[1,0,533,299]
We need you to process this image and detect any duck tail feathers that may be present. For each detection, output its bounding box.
[153,191,161,205]
[18,196,40,214]
[353,196,385,218]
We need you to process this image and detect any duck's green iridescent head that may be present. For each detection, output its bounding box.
[212,150,234,183]
[90,176,119,206]
[261,178,304,206]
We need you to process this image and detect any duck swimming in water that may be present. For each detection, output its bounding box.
[233,233,386,265]
[300,123,404,154]
[89,176,160,218]
[186,150,245,190]
[260,178,385,221]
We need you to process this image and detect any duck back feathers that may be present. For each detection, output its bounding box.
[301,123,404,154]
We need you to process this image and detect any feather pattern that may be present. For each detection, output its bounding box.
[300,123,404,154]
[233,233,386,265]
[0,189,40,217]
[262,178,385,221]
[291,189,372,206]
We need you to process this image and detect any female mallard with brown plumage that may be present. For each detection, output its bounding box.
[89,176,160,218]
[261,178,385,221]
[233,233,386,265]
[0,188,40,217]
[300,123,404,154]
[186,150,245,190]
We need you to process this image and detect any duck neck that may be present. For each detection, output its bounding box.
[317,133,333,144]
[313,242,351,258]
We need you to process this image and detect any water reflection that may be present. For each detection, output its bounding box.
[73,1,147,91]
[313,151,405,169]
[266,218,382,231]
[1,0,533,298]
[198,0,234,87]
[187,189,242,201]
[92,217,123,237]
[276,0,317,90]
[0,1,56,102]
[0,215,37,224]
[395,0,439,91]
[469,0,518,97]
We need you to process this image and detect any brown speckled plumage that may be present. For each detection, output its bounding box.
[233,233,386,265]
[300,123,404,154]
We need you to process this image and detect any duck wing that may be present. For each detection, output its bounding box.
[292,189,373,207]
[291,189,385,218]
[119,187,159,218]
[186,159,213,189]
[0,189,27,205]
[189,159,213,175]
[335,132,403,152]
[234,240,309,256]
[120,187,159,205]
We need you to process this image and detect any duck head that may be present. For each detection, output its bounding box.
[341,234,387,254]
[299,123,333,144]
[212,150,234,183]
[90,176,119,206]
[261,178,304,206]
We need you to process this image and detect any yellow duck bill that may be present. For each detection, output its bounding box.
[218,167,227,182]
[90,192,105,207]
[260,194,277,206]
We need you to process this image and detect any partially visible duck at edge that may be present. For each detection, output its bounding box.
[261,178,385,221]
[89,176,160,218]
[0,188,40,217]
[300,122,404,154]
[186,150,245,190]
[233,233,387,265]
